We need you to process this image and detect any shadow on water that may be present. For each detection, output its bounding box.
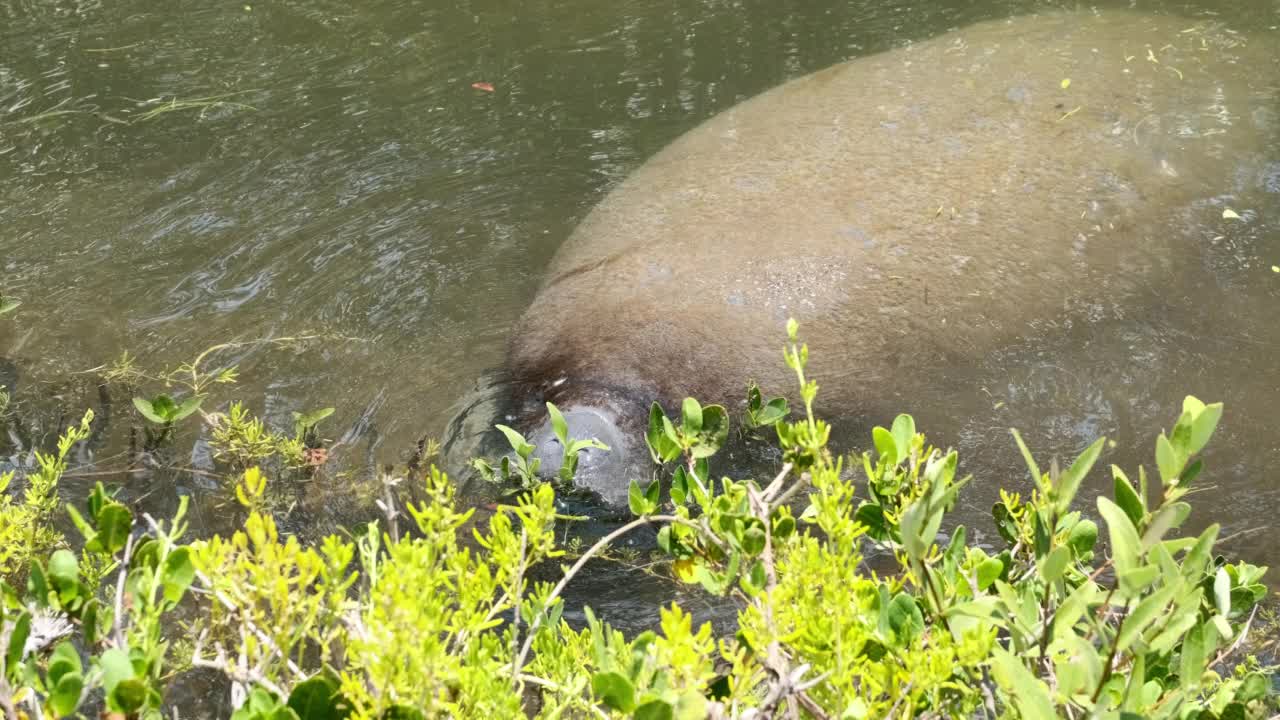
[1,0,1279,642]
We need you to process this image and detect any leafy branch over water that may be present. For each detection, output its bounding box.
[0,323,1275,719]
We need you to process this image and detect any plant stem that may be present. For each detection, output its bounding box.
[510,514,683,678]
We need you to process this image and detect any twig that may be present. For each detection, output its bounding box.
[191,630,288,701]
[112,533,137,648]
[886,681,914,719]
[509,530,528,691]
[1209,605,1258,670]
[0,676,21,720]
[517,675,609,720]
[509,514,683,676]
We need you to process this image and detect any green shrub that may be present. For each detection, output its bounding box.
[0,323,1274,719]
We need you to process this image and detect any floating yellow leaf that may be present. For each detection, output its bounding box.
[1222,208,1241,220]
[1272,266,1279,273]
[1061,78,1071,89]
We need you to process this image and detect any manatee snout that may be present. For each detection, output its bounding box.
[526,405,639,507]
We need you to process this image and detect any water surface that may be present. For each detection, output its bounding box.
[1,0,1278,627]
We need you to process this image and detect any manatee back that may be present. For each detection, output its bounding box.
[513,10,1278,410]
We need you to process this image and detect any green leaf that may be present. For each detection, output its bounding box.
[162,547,195,604]
[98,647,134,695]
[1040,545,1070,583]
[681,397,703,434]
[1010,428,1042,488]
[670,467,688,506]
[1097,497,1141,575]
[48,641,81,685]
[1239,673,1269,703]
[0,297,20,315]
[1213,567,1231,616]
[1141,502,1190,549]
[1156,433,1180,484]
[991,647,1055,720]
[646,403,677,464]
[976,558,1004,590]
[494,424,532,458]
[656,526,674,554]
[27,560,49,605]
[742,525,766,556]
[546,403,568,444]
[890,414,915,462]
[886,593,924,642]
[1179,623,1209,691]
[1118,564,1160,596]
[757,397,788,425]
[5,611,28,673]
[1113,467,1145,526]
[80,599,102,646]
[132,396,168,424]
[110,678,148,714]
[691,404,729,458]
[992,502,1019,544]
[172,395,204,422]
[295,407,335,429]
[591,671,636,712]
[381,706,424,720]
[634,701,674,720]
[872,426,896,466]
[1067,519,1098,557]
[49,671,84,717]
[288,674,350,720]
[854,503,890,541]
[628,480,654,517]
[1057,437,1105,512]
[1187,400,1222,456]
[47,550,78,587]
[644,476,660,509]
[1116,583,1176,651]
[92,503,133,554]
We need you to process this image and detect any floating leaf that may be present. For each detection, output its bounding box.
[132,397,168,424]
[471,82,495,92]
[1222,208,1241,220]
[1061,78,1071,88]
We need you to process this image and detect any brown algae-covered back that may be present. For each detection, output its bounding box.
[512,9,1278,411]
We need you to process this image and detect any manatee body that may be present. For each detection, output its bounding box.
[502,10,1277,505]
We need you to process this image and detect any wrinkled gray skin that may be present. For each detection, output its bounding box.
[495,10,1278,506]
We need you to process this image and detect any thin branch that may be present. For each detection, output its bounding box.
[191,630,288,701]
[510,530,528,691]
[510,514,683,676]
[1209,605,1258,670]
[112,533,137,648]
[0,676,21,720]
[517,675,609,720]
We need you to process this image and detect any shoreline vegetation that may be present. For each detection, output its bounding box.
[0,316,1275,719]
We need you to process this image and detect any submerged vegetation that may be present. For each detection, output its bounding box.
[0,320,1276,719]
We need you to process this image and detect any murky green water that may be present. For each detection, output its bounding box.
[2,0,1279,630]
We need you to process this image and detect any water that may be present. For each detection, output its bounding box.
[1,0,1279,630]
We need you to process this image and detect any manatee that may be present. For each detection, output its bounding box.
[482,9,1277,506]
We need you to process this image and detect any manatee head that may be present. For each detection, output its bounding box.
[439,371,648,508]
[523,403,643,507]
